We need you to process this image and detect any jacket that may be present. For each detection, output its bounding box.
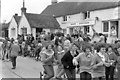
[10,44,20,57]
[61,50,78,69]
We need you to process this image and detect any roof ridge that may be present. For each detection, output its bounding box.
[25,13,40,15]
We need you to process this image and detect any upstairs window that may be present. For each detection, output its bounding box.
[87,11,90,18]
[84,12,87,19]
[84,11,90,19]
[63,16,67,21]
[103,21,109,32]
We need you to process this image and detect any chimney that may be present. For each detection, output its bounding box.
[15,13,18,16]
[21,0,27,15]
[51,0,57,5]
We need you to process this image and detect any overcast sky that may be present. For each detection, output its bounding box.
[1,0,119,23]
[1,0,64,23]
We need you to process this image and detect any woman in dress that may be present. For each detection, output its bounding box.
[73,45,95,80]
[41,44,55,80]
[92,44,110,80]
[110,26,117,44]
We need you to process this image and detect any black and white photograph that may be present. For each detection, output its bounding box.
[0,0,120,80]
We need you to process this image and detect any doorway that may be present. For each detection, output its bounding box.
[36,28,43,33]
[110,21,119,37]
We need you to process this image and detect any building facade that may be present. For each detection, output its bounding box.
[8,14,20,39]
[41,2,120,39]
[18,13,60,39]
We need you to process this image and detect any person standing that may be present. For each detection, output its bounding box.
[105,46,117,80]
[10,40,20,69]
[2,41,7,60]
[110,26,117,44]
[6,41,12,61]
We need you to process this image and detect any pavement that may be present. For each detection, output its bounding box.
[1,56,80,79]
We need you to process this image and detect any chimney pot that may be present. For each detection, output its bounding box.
[15,13,18,16]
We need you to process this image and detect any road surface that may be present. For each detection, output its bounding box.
[1,56,80,80]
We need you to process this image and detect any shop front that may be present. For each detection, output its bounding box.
[67,19,95,35]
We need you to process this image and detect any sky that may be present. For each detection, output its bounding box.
[1,0,64,23]
[1,0,119,23]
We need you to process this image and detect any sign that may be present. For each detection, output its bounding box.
[79,20,95,26]
[68,19,95,27]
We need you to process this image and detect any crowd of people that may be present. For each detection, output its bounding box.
[0,29,120,80]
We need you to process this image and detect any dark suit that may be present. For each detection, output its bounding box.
[61,51,78,80]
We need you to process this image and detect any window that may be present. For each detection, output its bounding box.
[84,11,90,19]
[84,12,87,19]
[87,11,90,18]
[84,26,90,33]
[103,21,109,32]
[63,16,67,21]
[21,28,27,35]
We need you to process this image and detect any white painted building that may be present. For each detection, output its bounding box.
[41,1,120,39]
[90,6,120,38]
[8,14,21,39]
[8,0,60,40]
[18,13,60,39]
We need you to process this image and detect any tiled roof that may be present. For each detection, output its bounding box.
[41,2,119,17]
[13,16,21,25]
[24,13,60,29]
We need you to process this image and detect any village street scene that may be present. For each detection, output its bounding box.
[0,0,120,80]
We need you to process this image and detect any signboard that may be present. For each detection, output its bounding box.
[68,19,95,27]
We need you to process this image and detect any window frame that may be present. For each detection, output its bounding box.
[63,16,67,21]
[84,11,90,19]
[84,26,90,33]
[103,21,109,32]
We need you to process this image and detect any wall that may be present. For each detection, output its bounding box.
[56,13,84,34]
[8,17,18,39]
[90,7,119,36]
[56,7,119,36]
[18,14,31,35]
[90,8,116,21]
